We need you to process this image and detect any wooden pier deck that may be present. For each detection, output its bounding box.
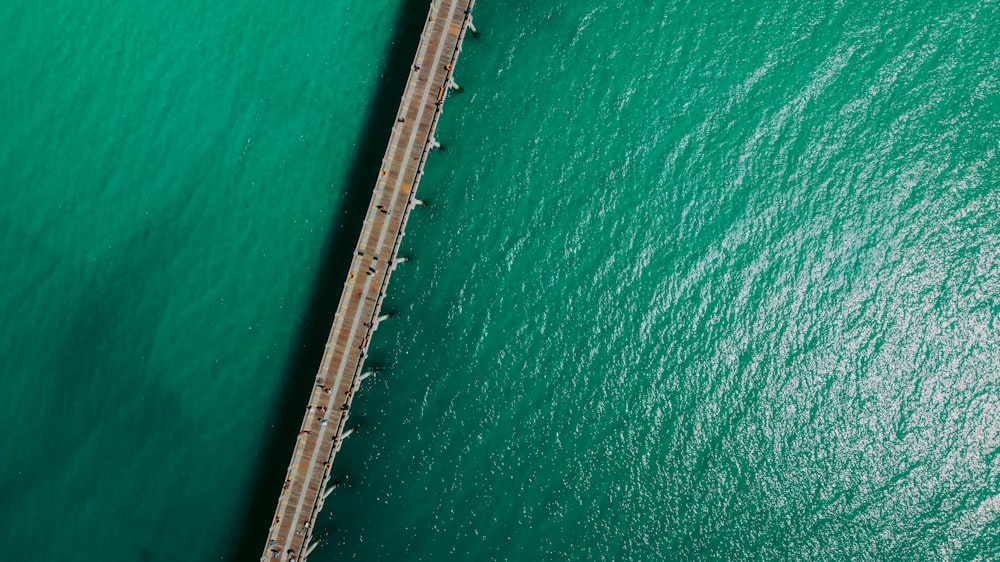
[262,1,476,560]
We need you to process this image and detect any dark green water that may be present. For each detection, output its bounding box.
[2,0,1000,560]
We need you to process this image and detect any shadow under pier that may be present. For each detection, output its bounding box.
[227,0,433,559]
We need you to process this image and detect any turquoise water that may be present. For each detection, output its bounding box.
[2,0,1000,560]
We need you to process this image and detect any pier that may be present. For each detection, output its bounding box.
[261,1,477,560]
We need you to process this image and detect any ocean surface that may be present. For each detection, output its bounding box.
[2,0,999,560]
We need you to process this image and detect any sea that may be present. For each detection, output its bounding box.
[1,0,998,560]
